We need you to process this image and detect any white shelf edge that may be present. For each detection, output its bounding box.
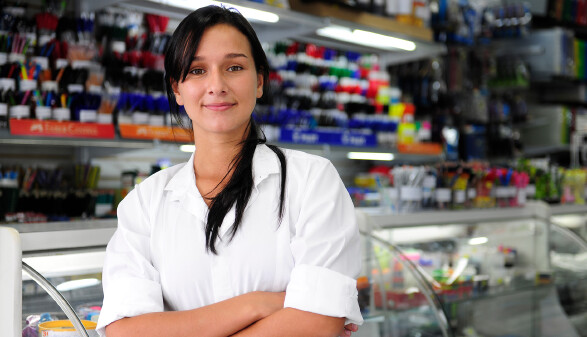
[4,219,117,253]
[550,204,587,216]
[357,201,552,228]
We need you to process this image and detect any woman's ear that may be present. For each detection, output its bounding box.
[256,73,263,98]
[171,80,184,106]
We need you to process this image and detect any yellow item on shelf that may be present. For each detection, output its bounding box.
[38,320,97,336]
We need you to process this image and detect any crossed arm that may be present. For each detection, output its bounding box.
[104,291,354,337]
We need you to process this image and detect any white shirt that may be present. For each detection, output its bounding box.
[97,144,363,336]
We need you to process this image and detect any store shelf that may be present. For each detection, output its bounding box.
[523,144,570,157]
[0,129,162,149]
[357,201,551,229]
[550,204,587,216]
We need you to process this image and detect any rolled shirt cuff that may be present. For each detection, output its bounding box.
[284,264,364,325]
[96,277,164,337]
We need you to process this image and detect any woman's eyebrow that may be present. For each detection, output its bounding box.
[225,53,248,59]
[191,53,248,62]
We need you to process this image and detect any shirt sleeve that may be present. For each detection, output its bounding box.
[284,160,364,325]
[96,185,163,337]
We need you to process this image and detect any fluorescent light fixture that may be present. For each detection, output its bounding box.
[149,0,279,23]
[180,144,195,153]
[468,237,489,245]
[316,26,416,51]
[56,278,101,292]
[347,152,394,161]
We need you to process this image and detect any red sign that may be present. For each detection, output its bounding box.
[119,124,192,142]
[9,119,115,139]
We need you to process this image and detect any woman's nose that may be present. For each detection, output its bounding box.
[207,69,227,95]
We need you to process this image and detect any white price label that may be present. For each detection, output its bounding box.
[79,109,97,123]
[495,187,516,198]
[436,188,451,202]
[423,176,436,188]
[400,186,422,201]
[467,188,476,199]
[526,185,536,197]
[455,190,466,203]
[517,190,527,205]
[132,111,149,125]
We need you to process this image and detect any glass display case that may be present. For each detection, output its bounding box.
[357,201,583,337]
[0,220,115,335]
[6,202,587,337]
[4,219,452,337]
[549,205,587,336]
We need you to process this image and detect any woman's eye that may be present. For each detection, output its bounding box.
[227,65,243,72]
[189,68,205,75]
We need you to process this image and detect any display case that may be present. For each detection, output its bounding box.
[549,205,587,335]
[7,202,587,336]
[356,201,583,337]
[0,220,115,335]
[3,218,453,337]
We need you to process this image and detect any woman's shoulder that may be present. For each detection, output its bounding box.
[131,161,190,196]
[276,146,331,166]
[264,145,336,178]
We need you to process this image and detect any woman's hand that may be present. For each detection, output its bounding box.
[340,323,358,337]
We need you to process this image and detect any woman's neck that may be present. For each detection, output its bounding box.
[193,133,246,202]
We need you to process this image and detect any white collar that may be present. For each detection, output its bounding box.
[164,143,282,200]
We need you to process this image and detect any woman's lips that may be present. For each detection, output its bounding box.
[204,103,235,111]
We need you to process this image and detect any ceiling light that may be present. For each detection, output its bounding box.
[468,237,489,245]
[180,144,195,153]
[56,278,101,292]
[347,152,394,161]
[148,0,279,23]
[316,26,416,51]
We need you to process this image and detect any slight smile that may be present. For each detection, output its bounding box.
[204,103,236,111]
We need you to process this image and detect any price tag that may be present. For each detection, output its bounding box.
[149,115,165,126]
[97,114,112,124]
[400,186,422,201]
[517,189,527,205]
[455,190,466,203]
[385,187,398,200]
[0,103,7,117]
[132,111,149,125]
[436,188,451,202]
[467,188,476,199]
[35,106,51,120]
[526,185,536,197]
[423,176,436,188]
[495,187,515,198]
[79,109,97,123]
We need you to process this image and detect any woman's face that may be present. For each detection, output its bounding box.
[172,24,263,140]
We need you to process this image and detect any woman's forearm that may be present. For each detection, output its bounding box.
[105,291,285,337]
[231,308,345,337]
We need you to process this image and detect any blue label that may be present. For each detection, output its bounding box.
[279,127,377,147]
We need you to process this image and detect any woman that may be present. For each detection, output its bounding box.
[97,5,363,337]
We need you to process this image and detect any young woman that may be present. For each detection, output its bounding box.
[97,5,363,337]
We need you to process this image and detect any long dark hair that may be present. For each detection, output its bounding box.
[164,5,286,254]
